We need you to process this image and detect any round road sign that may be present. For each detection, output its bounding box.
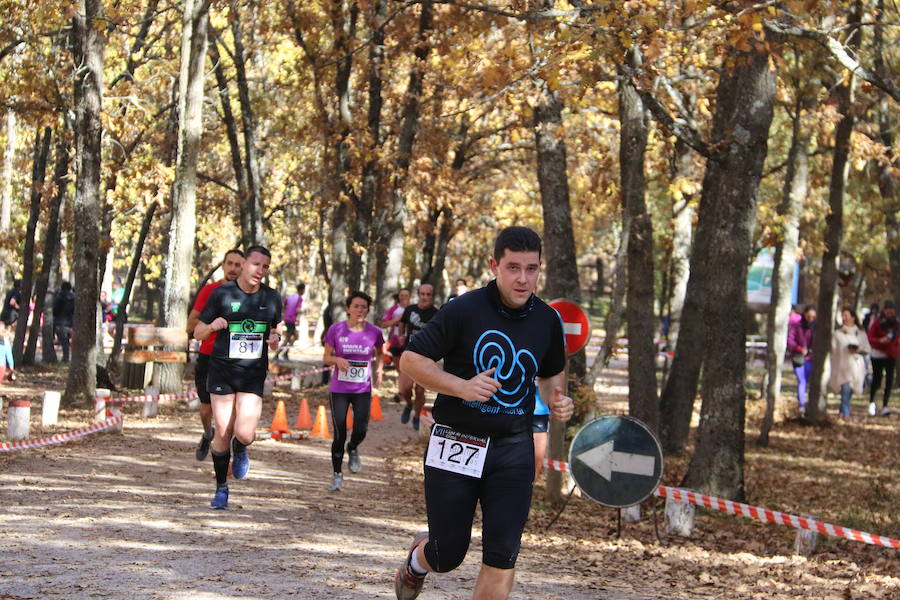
[549,299,591,356]
[568,415,664,508]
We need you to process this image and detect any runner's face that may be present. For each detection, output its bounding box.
[241,251,270,288]
[417,285,434,309]
[222,253,243,282]
[398,290,411,306]
[347,298,370,322]
[490,249,541,309]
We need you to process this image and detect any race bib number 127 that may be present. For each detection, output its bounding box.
[425,425,489,478]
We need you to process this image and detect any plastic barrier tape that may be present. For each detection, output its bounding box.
[542,459,900,549]
[0,413,125,452]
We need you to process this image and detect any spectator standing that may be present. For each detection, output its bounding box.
[867,300,900,416]
[279,282,305,359]
[1,279,22,326]
[829,306,870,419]
[787,305,816,414]
[52,282,76,362]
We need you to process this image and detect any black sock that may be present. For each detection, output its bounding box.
[212,449,230,487]
[232,437,249,454]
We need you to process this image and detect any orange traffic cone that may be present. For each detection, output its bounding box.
[370,391,383,422]
[294,397,313,429]
[269,399,292,434]
[310,405,332,439]
[346,405,354,431]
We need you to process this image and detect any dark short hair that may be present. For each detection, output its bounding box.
[456,278,467,286]
[493,226,542,261]
[61,281,72,291]
[346,291,373,308]
[245,245,271,259]
[298,282,306,293]
[803,304,816,315]
[224,248,244,260]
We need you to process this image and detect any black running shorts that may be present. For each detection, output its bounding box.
[206,360,266,397]
[285,322,297,336]
[195,353,212,404]
[531,414,549,434]
[422,433,534,571]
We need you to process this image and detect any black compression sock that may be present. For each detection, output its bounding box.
[212,449,231,487]
[232,437,249,454]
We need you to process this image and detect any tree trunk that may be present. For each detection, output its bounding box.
[875,0,900,304]
[376,1,433,311]
[109,202,157,368]
[665,141,695,355]
[24,137,69,365]
[13,127,51,364]
[759,98,809,445]
[619,60,659,431]
[1,109,14,293]
[680,46,776,500]
[208,32,250,243]
[807,83,857,422]
[228,0,265,246]
[155,0,209,393]
[65,0,104,406]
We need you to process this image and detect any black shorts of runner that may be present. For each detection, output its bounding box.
[285,321,297,336]
[206,360,266,397]
[531,414,549,434]
[422,432,534,571]
[389,345,405,359]
[195,353,212,404]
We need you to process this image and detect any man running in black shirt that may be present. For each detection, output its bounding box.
[397,283,438,430]
[194,246,282,509]
[394,226,574,600]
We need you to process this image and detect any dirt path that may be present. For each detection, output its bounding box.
[0,361,647,600]
[2,352,898,599]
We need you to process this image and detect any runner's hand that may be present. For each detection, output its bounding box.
[333,357,351,372]
[375,367,383,387]
[550,387,574,422]
[211,317,228,331]
[267,332,281,351]
[460,368,501,403]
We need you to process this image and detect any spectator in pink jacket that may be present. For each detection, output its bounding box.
[787,305,816,413]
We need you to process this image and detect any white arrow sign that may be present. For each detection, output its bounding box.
[575,441,656,482]
[563,322,582,335]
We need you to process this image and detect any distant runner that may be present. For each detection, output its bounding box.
[397,283,437,430]
[194,246,282,509]
[187,249,244,460]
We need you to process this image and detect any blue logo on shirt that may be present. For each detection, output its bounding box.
[472,330,537,408]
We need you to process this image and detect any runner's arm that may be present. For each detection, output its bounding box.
[400,350,499,403]
[195,318,227,341]
[187,309,202,335]
[323,343,351,372]
[373,343,384,387]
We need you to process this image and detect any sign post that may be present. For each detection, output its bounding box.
[545,300,592,504]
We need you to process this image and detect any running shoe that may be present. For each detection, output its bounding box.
[348,449,362,473]
[329,472,343,491]
[195,428,214,461]
[412,416,420,431]
[868,402,877,416]
[210,485,229,509]
[232,450,250,480]
[401,405,412,424]
[881,406,892,416]
[394,531,429,600]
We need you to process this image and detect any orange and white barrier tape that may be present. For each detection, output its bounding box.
[543,459,900,549]
[0,413,124,452]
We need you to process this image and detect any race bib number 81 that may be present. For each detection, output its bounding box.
[425,425,489,478]
[229,332,264,359]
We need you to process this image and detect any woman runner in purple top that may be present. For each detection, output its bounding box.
[322,291,385,491]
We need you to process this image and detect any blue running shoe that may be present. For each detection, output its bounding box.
[401,405,412,424]
[211,486,229,509]
[232,450,250,480]
[412,416,420,431]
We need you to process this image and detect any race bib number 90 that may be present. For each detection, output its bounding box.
[425,425,489,478]
[337,360,369,383]
[229,332,264,359]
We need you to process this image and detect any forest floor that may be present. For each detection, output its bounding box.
[0,340,898,599]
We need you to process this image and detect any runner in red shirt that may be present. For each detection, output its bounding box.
[187,249,244,460]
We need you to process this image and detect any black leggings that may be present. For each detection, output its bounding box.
[870,357,896,407]
[329,392,371,473]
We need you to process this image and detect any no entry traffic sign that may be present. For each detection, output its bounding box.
[568,415,664,508]
[549,299,591,356]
